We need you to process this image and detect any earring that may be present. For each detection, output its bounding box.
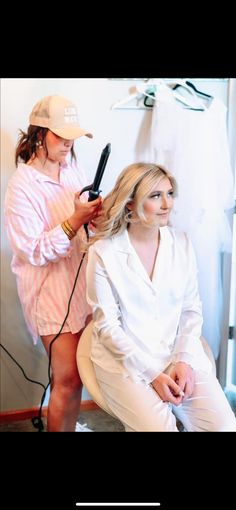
[36,140,43,149]
[124,209,132,222]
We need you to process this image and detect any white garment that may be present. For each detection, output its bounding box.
[147,89,234,357]
[86,227,212,384]
[94,364,236,431]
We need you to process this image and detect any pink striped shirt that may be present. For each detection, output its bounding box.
[4,160,91,344]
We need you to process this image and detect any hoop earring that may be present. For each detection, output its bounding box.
[124,209,132,222]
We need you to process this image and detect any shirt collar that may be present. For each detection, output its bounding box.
[112,226,173,253]
[20,162,69,184]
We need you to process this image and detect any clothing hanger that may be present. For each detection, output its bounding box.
[111,79,207,111]
[149,79,208,111]
[111,80,190,110]
[167,79,211,110]
[170,79,212,99]
[111,83,156,109]
[185,80,212,99]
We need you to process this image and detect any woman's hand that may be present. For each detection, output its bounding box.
[68,194,103,232]
[168,362,195,401]
[151,372,185,405]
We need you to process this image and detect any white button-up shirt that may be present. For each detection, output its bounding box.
[86,227,212,383]
[4,161,91,344]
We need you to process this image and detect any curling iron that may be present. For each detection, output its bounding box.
[80,143,111,201]
[80,143,111,235]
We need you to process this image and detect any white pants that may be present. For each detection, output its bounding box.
[94,364,236,432]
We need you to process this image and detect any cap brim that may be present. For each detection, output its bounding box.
[50,126,93,140]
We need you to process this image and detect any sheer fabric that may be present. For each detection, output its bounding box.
[147,88,234,357]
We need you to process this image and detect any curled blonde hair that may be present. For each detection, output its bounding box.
[89,163,177,245]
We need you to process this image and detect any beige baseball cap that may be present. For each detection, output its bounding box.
[29,95,93,140]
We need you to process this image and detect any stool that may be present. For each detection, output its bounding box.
[76,321,216,419]
[76,321,116,418]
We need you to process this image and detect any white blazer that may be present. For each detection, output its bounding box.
[86,226,212,383]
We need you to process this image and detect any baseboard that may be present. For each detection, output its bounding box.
[0,400,99,423]
[0,406,48,423]
[80,400,100,411]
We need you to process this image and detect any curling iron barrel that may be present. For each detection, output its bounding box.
[80,143,111,201]
[88,143,111,201]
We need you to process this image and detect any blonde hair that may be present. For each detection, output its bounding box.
[89,162,177,245]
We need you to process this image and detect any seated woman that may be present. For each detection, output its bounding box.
[86,163,236,432]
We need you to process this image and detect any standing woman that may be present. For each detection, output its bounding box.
[86,163,236,431]
[4,95,102,431]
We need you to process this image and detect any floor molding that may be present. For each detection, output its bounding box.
[0,400,99,423]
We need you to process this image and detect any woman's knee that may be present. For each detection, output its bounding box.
[54,370,82,395]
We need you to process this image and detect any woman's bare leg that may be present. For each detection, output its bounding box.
[41,330,83,432]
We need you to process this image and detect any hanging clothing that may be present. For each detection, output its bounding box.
[147,87,234,358]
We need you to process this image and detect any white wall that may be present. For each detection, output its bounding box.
[0,78,232,411]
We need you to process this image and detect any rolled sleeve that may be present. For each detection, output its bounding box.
[5,191,72,266]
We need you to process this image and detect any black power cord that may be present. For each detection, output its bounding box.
[0,343,46,391]
[35,250,87,430]
[0,342,47,430]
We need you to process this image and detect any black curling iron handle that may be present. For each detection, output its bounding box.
[88,143,111,201]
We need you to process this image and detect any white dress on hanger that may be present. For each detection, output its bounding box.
[147,86,234,358]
